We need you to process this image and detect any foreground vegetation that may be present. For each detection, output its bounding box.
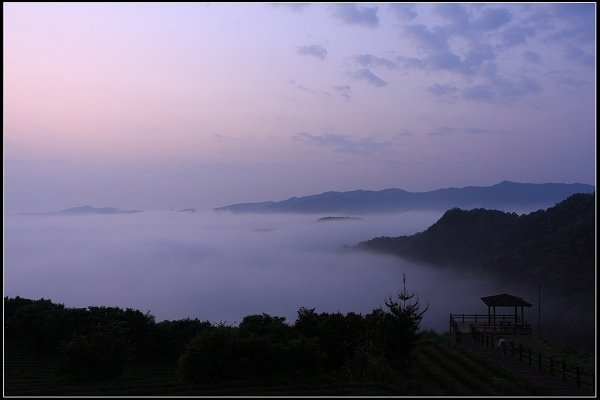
[4,330,551,396]
[3,294,562,396]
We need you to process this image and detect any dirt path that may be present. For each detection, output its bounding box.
[458,334,593,397]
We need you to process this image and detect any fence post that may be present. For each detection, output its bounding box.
[550,357,553,376]
[528,348,532,366]
[538,352,542,370]
[561,361,566,381]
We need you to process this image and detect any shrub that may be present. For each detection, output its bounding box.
[154,318,213,360]
[178,322,320,383]
[344,348,396,383]
[177,326,239,382]
[56,321,132,380]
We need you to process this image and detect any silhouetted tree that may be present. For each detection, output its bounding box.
[381,273,428,369]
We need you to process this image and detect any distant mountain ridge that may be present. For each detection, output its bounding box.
[19,206,139,216]
[216,181,595,214]
[58,206,139,214]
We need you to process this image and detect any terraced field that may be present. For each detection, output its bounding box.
[3,335,553,396]
[409,335,549,396]
[3,340,399,396]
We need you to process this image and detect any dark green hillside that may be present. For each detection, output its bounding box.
[361,208,520,268]
[357,193,595,296]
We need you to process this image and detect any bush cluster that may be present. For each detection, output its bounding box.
[5,290,427,383]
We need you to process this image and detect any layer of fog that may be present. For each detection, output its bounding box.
[2,210,562,336]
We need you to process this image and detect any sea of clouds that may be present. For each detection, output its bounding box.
[4,210,535,332]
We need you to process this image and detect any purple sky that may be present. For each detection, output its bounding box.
[3,3,596,212]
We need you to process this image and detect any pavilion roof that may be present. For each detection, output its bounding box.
[481,293,532,307]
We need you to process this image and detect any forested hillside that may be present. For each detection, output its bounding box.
[357,193,594,296]
[357,193,595,349]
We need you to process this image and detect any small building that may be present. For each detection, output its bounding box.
[450,293,532,334]
[481,293,532,330]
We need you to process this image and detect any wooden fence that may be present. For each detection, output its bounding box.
[468,326,595,393]
[449,313,531,334]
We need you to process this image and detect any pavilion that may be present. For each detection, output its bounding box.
[481,293,532,332]
[449,293,533,334]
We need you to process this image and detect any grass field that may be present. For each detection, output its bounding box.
[2,332,559,396]
[501,334,595,371]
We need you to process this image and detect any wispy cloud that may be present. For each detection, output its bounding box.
[293,132,388,155]
[387,5,567,104]
[462,76,541,104]
[330,4,379,28]
[289,80,313,93]
[499,25,536,48]
[388,4,417,21]
[271,3,309,13]
[396,55,425,70]
[473,7,512,31]
[433,3,471,32]
[555,77,590,87]
[564,46,595,67]
[296,44,327,60]
[427,83,459,98]
[462,85,496,103]
[541,4,595,45]
[522,50,540,63]
[354,54,397,69]
[464,127,506,135]
[402,22,497,76]
[404,23,449,53]
[427,127,455,136]
[352,69,386,87]
[333,85,352,100]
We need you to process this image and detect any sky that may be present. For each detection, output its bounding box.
[3,2,596,212]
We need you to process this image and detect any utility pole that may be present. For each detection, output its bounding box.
[538,281,541,338]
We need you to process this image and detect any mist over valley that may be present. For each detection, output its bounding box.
[6,194,590,350]
[4,209,509,333]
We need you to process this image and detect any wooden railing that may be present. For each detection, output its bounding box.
[449,313,531,334]
[469,325,595,393]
